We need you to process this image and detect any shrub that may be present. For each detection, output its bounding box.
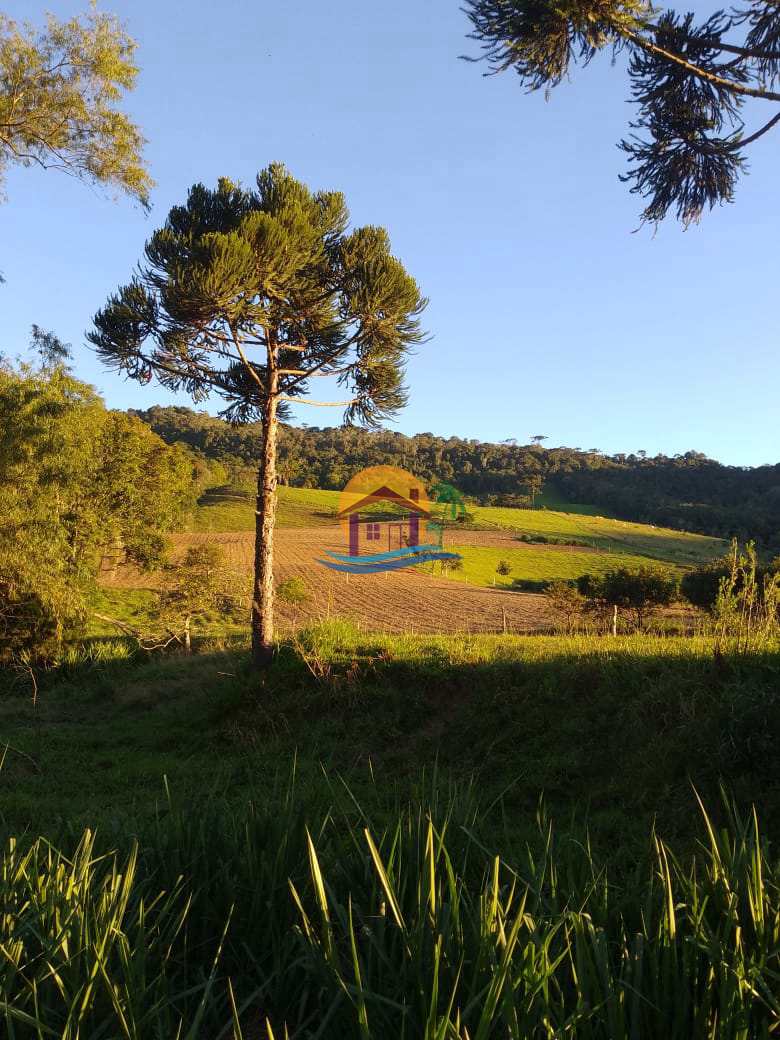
[277,576,309,604]
[546,580,586,633]
[577,566,679,631]
[681,546,779,614]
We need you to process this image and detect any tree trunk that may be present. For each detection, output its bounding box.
[184,616,192,654]
[252,366,279,668]
[611,604,618,637]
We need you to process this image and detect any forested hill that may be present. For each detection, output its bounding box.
[132,406,780,548]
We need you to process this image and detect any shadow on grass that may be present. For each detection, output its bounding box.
[2,628,780,852]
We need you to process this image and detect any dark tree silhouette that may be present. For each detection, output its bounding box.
[464,0,780,225]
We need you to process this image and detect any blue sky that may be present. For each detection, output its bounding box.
[2,0,778,466]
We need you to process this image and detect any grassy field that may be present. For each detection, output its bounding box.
[4,624,779,843]
[192,485,725,565]
[467,504,723,565]
[193,485,341,531]
[4,626,779,1036]
[439,543,661,589]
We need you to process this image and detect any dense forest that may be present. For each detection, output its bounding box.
[133,406,780,549]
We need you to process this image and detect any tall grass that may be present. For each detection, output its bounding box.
[2,784,779,1038]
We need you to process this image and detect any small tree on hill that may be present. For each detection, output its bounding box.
[495,559,512,586]
[577,566,679,632]
[155,544,245,653]
[90,165,426,668]
[546,580,586,634]
[524,473,544,507]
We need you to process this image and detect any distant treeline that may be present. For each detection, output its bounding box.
[132,406,780,549]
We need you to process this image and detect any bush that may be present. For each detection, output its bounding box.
[681,549,779,613]
[577,566,679,631]
[277,576,309,604]
[0,580,60,662]
[546,580,586,633]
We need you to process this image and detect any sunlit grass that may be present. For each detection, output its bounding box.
[192,485,340,532]
[469,503,724,565]
[437,542,663,588]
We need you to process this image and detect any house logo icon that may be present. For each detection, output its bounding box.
[318,465,462,574]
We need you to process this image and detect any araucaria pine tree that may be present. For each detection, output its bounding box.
[89,165,427,667]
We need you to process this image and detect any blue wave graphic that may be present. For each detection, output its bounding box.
[321,542,442,564]
[318,550,461,574]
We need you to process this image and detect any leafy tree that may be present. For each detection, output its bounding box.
[524,472,544,506]
[154,545,245,653]
[680,557,734,612]
[577,566,679,630]
[464,0,780,225]
[0,9,152,206]
[0,354,195,657]
[546,580,586,633]
[30,324,71,368]
[495,558,512,585]
[90,165,426,667]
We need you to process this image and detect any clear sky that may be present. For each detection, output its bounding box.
[2,0,778,466]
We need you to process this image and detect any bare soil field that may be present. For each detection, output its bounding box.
[103,526,554,634]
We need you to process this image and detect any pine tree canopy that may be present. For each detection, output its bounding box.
[463,0,780,225]
[89,164,427,427]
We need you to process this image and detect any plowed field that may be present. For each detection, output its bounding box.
[103,526,553,634]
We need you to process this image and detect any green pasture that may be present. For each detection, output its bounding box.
[439,543,664,589]
[192,485,340,531]
[3,623,779,845]
[468,503,725,565]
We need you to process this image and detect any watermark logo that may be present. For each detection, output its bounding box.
[318,465,462,574]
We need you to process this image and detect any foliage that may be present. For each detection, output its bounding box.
[154,545,246,651]
[494,557,512,583]
[90,166,425,428]
[682,542,780,613]
[90,164,426,665]
[577,564,679,630]
[0,8,152,205]
[710,541,780,654]
[0,358,196,658]
[546,579,586,632]
[523,470,544,505]
[463,0,780,225]
[276,576,309,604]
[2,780,780,1035]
